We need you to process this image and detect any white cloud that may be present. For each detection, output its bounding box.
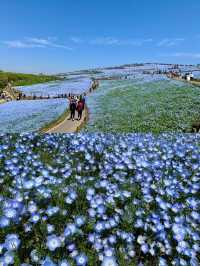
[161,52,200,59]
[3,38,72,50]
[3,40,45,48]
[26,38,52,46]
[173,52,200,59]
[157,38,185,47]
[89,37,153,46]
[90,37,119,45]
[70,37,83,44]
[126,38,153,46]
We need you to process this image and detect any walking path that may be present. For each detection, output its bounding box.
[168,75,200,87]
[46,80,99,133]
[46,106,88,133]
[0,99,6,105]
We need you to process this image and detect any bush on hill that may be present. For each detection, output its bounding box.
[0,71,59,89]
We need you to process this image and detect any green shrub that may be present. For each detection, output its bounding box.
[0,71,59,88]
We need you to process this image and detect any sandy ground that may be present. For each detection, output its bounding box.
[0,99,6,104]
[46,80,98,133]
[47,108,87,133]
[170,76,200,87]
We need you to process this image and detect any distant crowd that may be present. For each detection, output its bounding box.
[68,94,86,121]
[0,91,12,101]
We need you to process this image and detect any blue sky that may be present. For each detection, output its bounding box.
[0,0,200,73]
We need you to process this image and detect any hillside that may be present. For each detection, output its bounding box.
[0,71,60,92]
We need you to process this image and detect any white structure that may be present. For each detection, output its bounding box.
[185,73,194,81]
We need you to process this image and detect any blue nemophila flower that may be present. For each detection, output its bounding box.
[23,180,34,190]
[2,251,15,265]
[41,256,56,266]
[65,196,74,205]
[0,243,4,254]
[93,242,103,252]
[108,235,117,245]
[61,210,68,216]
[191,211,200,221]
[67,223,77,235]
[141,243,149,254]
[41,170,50,178]
[88,208,96,218]
[104,248,114,257]
[0,133,200,264]
[46,206,60,217]
[67,243,76,252]
[35,176,44,187]
[4,208,17,219]
[137,236,146,245]
[190,257,199,266]
[46,235,61,251]
[159,257,168,266]
[24,223,32,232]
[88,233,96,244]
[4,234,21,251]
[193,243,200,252]
[75,253,88,266]
[42,216,48,222]
[97,205,106,215]
[0,216,10,228]
[47,224,55,234]
[101,256,118,266]
[135,219,144,228]
[75,216,85,227]
[64,227,71,238]
[30,213,40,223]
[95,222,105,233]
[172,224,186,241]
[27,202,37,213]
[59,260,71,266]
[70,250,78,259]
[30,249,41,263]
[128,248,135,258]
[69,191,77,200]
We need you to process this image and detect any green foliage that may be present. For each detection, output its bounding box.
[0,79,7,93]
[84,79,200,133]
[0,71,60,88]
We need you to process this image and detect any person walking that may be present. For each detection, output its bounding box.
[77,98,84,121]
[69,96,77,121]
[74,96,78,104]
[81,94,86,110]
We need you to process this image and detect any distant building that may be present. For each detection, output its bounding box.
[184,73,194,81]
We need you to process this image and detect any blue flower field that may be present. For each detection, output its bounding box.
[0,133,199,265]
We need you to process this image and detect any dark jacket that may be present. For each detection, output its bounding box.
[70,100,76,111]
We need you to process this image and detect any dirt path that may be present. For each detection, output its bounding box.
[46,80,98,133]
[169,76,200,87]
[46,106,88,133]
[0,99,6,105]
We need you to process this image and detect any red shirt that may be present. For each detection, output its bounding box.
[77,101,84,111]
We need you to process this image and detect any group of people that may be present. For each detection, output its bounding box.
[68,95,85,121]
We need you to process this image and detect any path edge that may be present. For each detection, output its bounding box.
[40,108,69,134]
[41,79,99,134]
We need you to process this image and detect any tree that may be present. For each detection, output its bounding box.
[0,77,8,90]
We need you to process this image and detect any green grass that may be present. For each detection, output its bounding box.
[84,78,200,133]
[0,71,61,91]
